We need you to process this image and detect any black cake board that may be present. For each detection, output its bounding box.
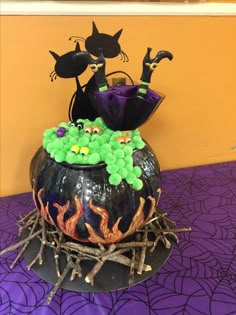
[21,229,173,293]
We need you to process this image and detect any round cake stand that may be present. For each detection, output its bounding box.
[21,229,173,293]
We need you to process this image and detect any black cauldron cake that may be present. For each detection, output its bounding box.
[31,37,172,244]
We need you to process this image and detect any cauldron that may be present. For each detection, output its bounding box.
[30,142,161,244]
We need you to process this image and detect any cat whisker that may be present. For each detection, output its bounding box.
[49,70,56,78]
[50,71,57,82]
[69,36,85,43]
[120,51,129,62]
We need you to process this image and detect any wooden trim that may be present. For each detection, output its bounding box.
[1,1,236,16]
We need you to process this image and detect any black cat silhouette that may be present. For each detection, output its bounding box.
[69,21,129,62]
[49,42,89,80]
[49,42,98,120]
[50,21,129,121]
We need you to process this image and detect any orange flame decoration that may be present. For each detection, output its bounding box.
[34,187,161,244]
[53,197,83,240]
[85,200,123,243]
[35,188,55,226]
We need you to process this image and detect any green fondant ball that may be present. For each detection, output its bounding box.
[116,159,125,168]
[68,128,79,137]
[126,172,135,184]
[89,141,100,151]
[126,164,134,172]
[82,155,89,164]
[109,173,122,186]
[96,136,106,145]
[114,149,125,159]
[123,146,133,156]
[43,139,50,149]
[134,140,145,149]
[50,149,58,158]
[105,153,116,165]
[118,168,128,179]
[53,139,63,150]
[133,166,142,177]
[110,142,122,150]
[100,143,112,153]
[76,154,83,164]
[88,153,101,165]
[106,164,119,174]
[44,128,54,138]
[124,156,133,164]
[94,117,104,125]
[78,137,90,147]
[46,143,54,153]
[55,151,66,163]
[132,178,143,191]
[65,152,77,164]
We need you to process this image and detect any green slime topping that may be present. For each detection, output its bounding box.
[43,117,145,190]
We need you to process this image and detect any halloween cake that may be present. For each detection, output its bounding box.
[0,22,191,303]
[31,42,172,242]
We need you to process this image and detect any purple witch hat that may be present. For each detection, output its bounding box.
[88,48,173,131]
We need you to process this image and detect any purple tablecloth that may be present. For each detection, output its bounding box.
[0,161,235,315]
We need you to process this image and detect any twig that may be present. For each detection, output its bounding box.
[27,240,44,269]
[150,235,161,253]
[70,256,82,280]
[116,241,154,249]
[109,254,151,272]
[10,213,40,269]
[160,235,172,249]
[54,248,61,277]
[129,248,136,285]
[46,259,74,304]
[85,244,116,285]
[64,242,103,256]
[0,229,42,256]
[137,226,148,275]
[18,208,38,224]
[158,213,177,227]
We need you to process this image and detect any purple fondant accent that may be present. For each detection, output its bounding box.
[0,161,236,314]
[56,127,66,137]
[92,85,162,130]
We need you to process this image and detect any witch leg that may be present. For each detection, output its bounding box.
[89,49,108,92]
[137,48,173,99]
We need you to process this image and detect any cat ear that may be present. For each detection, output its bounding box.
[92,21,99,35]
[75,42,81,52]
[49,50,60,61]
[113,29,123,41]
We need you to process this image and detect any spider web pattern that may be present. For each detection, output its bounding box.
[0,161,235,315]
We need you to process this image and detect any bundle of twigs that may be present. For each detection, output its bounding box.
[0,208,191,304]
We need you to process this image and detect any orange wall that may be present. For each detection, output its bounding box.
[1,15,236,196]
